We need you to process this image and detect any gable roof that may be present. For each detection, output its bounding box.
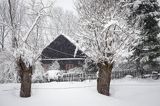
[41,35,87,64]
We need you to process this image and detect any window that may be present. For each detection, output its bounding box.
[65,64,74,70]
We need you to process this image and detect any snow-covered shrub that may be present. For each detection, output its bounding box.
[48,61,60,70]
[124,75,133,79]
[43,70,63,82]
[0,51,18,83]
[32,61,46,83]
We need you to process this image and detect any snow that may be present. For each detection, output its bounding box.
[23,14,41,42]
[54,35,81,52]
[43,70,62,81]
[0,51,17,83]
[0,79,160,106]
[62,35,80,49]
[74,46,78,57]
[133,0,142,9]
[101,20,118,34]
[53,34,83,58]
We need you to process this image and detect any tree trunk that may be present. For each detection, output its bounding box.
[17,57,32,97]
[97,61,113,96]
[1,26,5,50]
[136,58,145,78]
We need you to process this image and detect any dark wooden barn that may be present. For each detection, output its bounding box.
[41,35,87,71]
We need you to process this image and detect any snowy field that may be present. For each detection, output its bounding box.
[0,79,160,106]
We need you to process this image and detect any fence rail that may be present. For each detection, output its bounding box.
[58,73,97,82]
[48,71,160,82]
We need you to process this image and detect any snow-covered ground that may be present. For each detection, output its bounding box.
[0,79,160,106]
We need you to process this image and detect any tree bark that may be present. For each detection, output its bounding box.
[97,61,113,96]
[17,56,32,97]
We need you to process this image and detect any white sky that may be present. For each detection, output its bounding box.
[54,0,77,14]
[54,0,160,15]
[48,0,160,17]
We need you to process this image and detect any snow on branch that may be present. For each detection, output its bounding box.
[15,1,54,66]
[86,19,139,64]
[23,14,41,43]
[101,20,119,35]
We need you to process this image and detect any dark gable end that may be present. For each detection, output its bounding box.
[41,35,86,65]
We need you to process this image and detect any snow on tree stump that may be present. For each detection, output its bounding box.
[17,56,32,97]
[97,62,113,96]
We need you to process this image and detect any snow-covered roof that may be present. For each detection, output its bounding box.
[54,34,80,49]
[53,34,83,57]
[41,34,87,64]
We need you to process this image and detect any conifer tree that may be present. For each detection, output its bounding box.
[128,0,160,75]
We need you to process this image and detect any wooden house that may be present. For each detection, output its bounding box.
[41,35,87,71]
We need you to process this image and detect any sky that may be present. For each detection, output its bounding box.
[54,0,160,15]
[54,0,77,14]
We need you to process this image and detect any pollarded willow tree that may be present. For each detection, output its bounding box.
[15,1,54,97]
[0,0,54,97]
[76,0,139,96]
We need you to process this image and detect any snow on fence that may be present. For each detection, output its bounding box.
[58,73,97,82]
[45,71,160,82]
[111,71,139,79]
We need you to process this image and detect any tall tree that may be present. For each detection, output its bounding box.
[0,0,8,51]
[0,0,54,97]
[128,0,160,75]
[0,0,26,83]
[76,0,138,96]
[8,0,19,48]
[48,7,79,40]
[16,0,53,97]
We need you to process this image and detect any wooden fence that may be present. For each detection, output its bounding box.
[51,71,160,82]
[111,71,140,79]
[57,71,138,82]
[59,73,97,82]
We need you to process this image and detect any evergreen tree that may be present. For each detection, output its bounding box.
[128,0,160,75]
